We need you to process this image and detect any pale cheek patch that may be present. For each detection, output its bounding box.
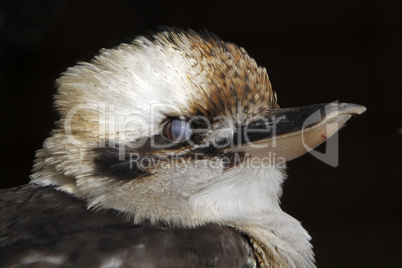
[189,165,286,221]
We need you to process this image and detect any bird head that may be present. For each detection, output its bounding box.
[31,29,365,231]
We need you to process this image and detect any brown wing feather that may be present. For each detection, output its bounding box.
[0,184,256,267]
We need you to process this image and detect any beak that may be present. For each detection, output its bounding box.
[225,102,366,161]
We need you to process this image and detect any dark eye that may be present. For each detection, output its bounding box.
[162,119,192,142]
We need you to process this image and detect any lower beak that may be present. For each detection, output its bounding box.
[225,102,366,161]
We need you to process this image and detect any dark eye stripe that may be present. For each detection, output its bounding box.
[93,146,150,181]
[92,136,189,182]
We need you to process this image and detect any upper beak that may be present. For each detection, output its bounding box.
[225,102,366,161]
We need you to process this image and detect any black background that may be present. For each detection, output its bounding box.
[0,1,401,267]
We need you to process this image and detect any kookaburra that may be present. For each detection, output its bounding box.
[0,29,365,267]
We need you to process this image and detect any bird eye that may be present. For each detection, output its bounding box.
[162,119,192,142]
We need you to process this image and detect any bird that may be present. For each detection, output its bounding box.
[0,28,365,268]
